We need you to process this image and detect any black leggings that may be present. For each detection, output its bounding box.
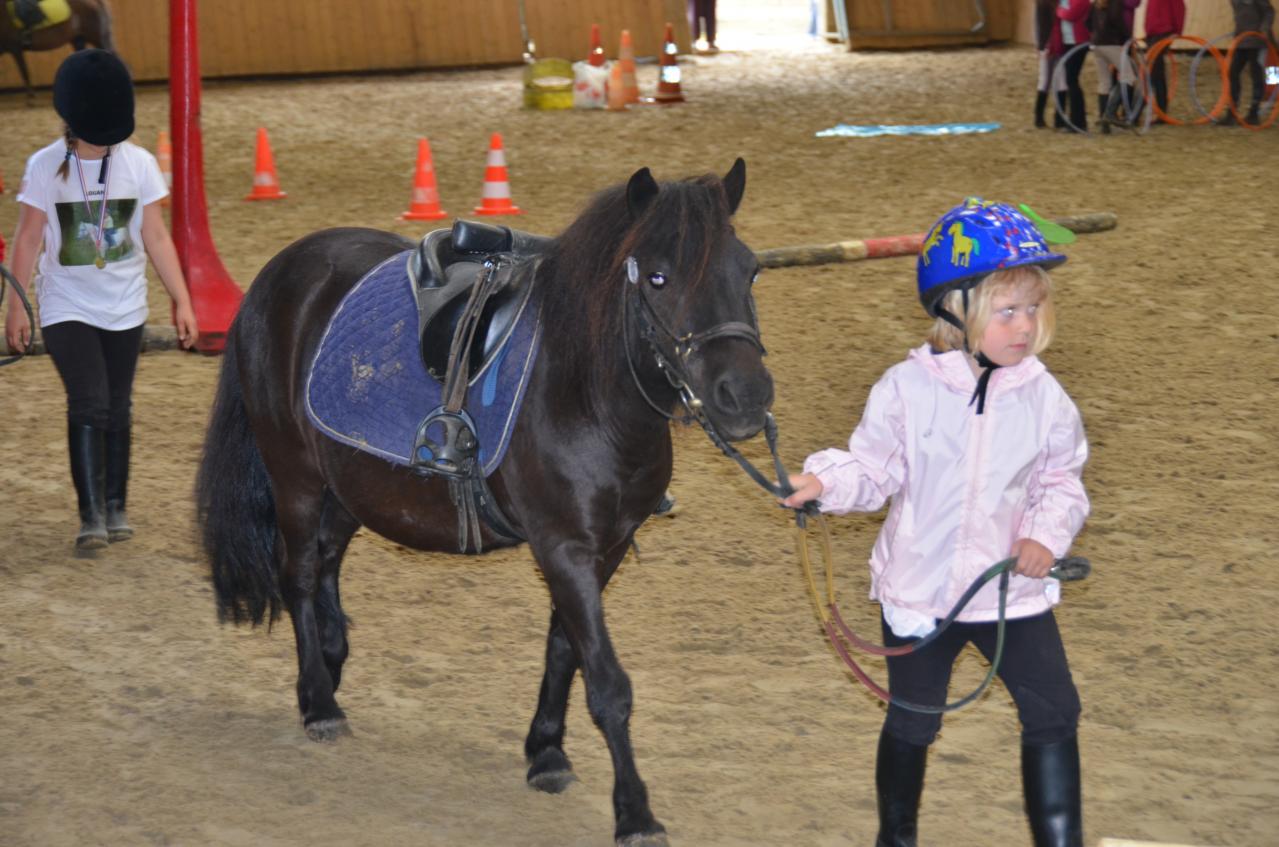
[1229,47,1266,109]
[42,321,143,431]
[881,609,1081,748]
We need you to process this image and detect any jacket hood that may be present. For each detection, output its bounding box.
[907,343,1046,397]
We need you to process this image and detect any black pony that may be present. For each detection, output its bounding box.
[196,160,773,846]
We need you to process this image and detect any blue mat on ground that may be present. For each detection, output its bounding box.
[305,251,542,476]
[816,122,1001,138]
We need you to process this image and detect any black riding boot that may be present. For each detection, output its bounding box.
[104,426,133,542]
[1053,92,1067,129]
[68,423,109,551]
[1022,737,1083,847]
[1035,91,1048,128]
[875,729,928,847]
[1097,95,1111,133]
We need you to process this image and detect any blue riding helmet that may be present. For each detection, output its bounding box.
[917,199,1067,320]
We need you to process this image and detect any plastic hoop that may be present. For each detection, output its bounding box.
[1108,37,1154,133]
[1223,31,1279,130]
[1050,42,1094,134]
[1146,35,1229,126]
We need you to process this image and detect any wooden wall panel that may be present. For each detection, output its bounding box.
[846,0,994,49]
[1,0,690,91]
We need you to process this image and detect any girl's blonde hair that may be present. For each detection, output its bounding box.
[926,265,1056,356]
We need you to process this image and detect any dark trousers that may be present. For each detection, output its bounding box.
[687,0,717,44]
[42,321,144,431]
[881,610,1081,748]
[1146,31,1176,112]
[1061,46,1089,129]
[1229,47,1266,108]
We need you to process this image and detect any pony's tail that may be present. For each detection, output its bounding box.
[194,329,282,627]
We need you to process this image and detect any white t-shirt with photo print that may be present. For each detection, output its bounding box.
[17,139,168,330]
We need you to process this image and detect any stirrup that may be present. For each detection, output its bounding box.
[410,407,479,479]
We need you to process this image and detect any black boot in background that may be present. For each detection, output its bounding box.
[104,426,134,542]
[875,729,928,847]
[1035,91,1049,128]
[1097,94,1112,134]
[1053,92,1067,129]
[1022,736,1084,847]
[68,423,109,551]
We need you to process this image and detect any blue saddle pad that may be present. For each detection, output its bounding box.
[305,250,542,476]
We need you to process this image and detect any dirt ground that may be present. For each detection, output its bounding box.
[2,37,1277,847]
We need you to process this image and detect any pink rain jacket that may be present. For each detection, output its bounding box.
[803,345,1089,630]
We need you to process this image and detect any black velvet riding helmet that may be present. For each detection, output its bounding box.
[53,49,135,146]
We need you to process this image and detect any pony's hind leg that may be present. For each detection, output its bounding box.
[525,610,579,793]
[279,488,358,741]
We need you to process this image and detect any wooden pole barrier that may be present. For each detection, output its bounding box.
[22,326,182,357]
[756,212,1118,269]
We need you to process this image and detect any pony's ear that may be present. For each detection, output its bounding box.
[627,167,660,218]
[723,158,746,215]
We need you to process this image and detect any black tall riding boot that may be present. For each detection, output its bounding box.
[68,423,109,551]
[1097,94,1111,133]
[1053,92,1067,129]
[1035,91,1049,128]
[104,426,133,542]
[1022,737,1083,847]
[875,729,928,847]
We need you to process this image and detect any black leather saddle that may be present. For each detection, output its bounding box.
[408,220,553,382]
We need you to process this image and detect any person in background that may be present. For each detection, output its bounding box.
[1142,0,1185,120]
[5,49,199,553]
[1051,0,1093,132]
[1222,0,1276,125]
[1035,0,1066,128]
[1090,0,1141,132]
[687,0,718,53]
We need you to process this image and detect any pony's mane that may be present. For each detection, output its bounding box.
[537,171,736,407]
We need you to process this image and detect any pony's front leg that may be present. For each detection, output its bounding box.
[539,546,667,847]
[525,610,579,793]
[278,497,351,741]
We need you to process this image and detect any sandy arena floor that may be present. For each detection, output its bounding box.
[1,38,1277,847]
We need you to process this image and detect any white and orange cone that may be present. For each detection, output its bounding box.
[473,133,523,215]
[401,138,449,221]
[244,127,286,201]
[655,22,685,104]
[618,30,640,104]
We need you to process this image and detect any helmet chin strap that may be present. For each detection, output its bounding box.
[936,287,1000,415]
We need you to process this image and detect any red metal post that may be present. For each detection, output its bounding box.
[170,0,242,354]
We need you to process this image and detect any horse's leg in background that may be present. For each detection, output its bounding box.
[90,0,115,51]
[315,489,359,693]
[536,541,666,845]
[277,484,352,741]
[8,49,35,104]
[525,610,580,793]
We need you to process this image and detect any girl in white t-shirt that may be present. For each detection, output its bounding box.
[4,49,198,552]
[783,201,1089,847]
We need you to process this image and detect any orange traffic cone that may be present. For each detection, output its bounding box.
[473,133,522,216]
[618,30,640,104]
[244,127,286,201]
[654,22,685,104]
[401,138,449,221]
[587,23,605,67]
[156,129,172,206]
[607,62,629,111]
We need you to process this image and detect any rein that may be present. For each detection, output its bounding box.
[0,262,36,367]
[619,260,1091,711]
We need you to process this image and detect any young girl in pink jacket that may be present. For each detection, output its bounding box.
[784,200,1089,847]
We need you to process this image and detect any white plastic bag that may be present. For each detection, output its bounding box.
[573,60,610,109]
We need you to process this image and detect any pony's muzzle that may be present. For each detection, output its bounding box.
[708,370,773,442]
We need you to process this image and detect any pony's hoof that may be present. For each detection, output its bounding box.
[526,748,576,793]
[617,831,669,847]
[304,718,352,742]
[528,768,577,794]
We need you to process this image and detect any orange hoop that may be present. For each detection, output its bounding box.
[1146,35,1230,125]
[1224,31,1279,130]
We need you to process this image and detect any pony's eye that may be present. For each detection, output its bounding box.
[647,272,667,288]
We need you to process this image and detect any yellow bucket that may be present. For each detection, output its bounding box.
[523,58,574,110]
